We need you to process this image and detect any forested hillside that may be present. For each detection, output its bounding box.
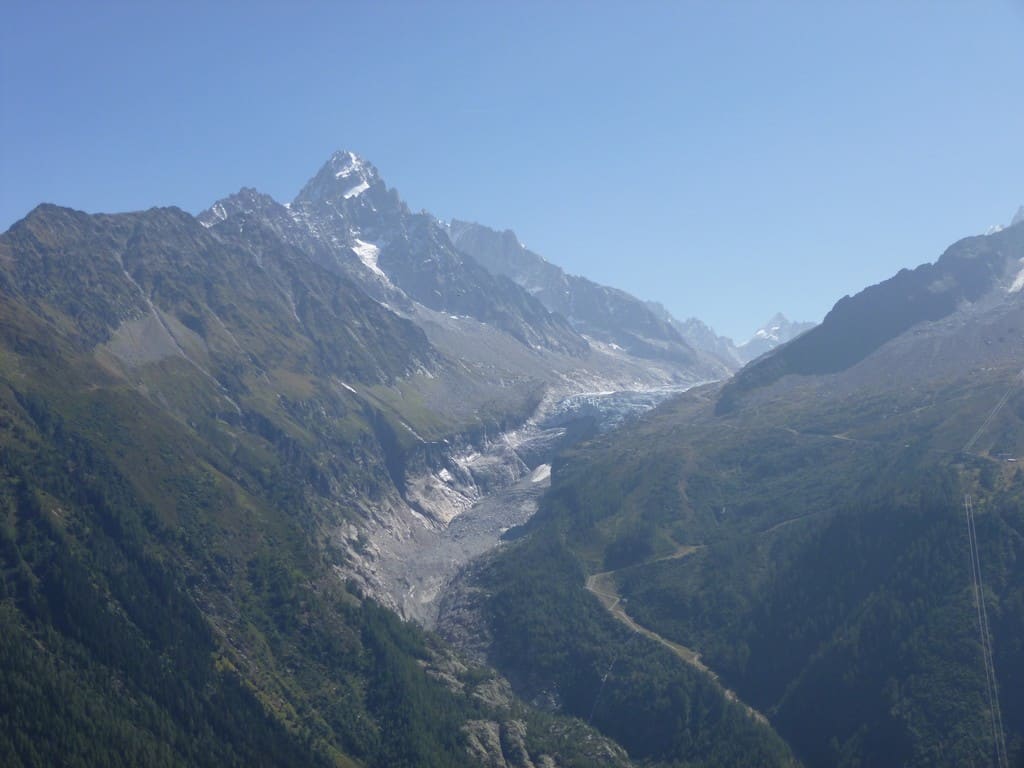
[0,204,635,767]
[453,221,1024,767]
[465,370,1024,766]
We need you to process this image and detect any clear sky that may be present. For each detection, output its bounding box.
[2,2,1022,340]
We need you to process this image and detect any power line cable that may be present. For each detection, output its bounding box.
[965,495,1009,768]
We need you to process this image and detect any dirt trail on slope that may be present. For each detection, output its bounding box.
[584,546,768,726]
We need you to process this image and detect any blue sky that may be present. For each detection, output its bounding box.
[2,2,1022,340]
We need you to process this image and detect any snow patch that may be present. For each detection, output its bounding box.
[402,421,426,442]
[330,151,372,198]
[352,239,389,281]
[754,324,783,341]
[530,463,551,483]
[1009,259,1024,293]
[201,202,228,228]
[340,381,358,394]
[343,179,370,199]
[333,151,364,178]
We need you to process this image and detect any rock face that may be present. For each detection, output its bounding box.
[462,720,538,768]
[419,644,635,768]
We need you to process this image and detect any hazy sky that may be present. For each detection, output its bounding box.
[2,2,1022,340]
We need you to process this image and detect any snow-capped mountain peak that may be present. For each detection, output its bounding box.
[752,313,790,343]
[330,150,365,177]
[737,313,815,363]
[328,150,374,198]
[294,149,382,205]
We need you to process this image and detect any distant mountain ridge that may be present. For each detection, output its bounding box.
[645,307,815,367]
[200,151,814,385]
[446,219,813,375]
[446,219,720,371]
[736,313,816,362]
[718,212,1024,413]
[202,151,587,358]
[654,310,745,367]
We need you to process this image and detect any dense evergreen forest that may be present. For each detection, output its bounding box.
[0,382,476,767]
[0,350,626,768]
[476,534,799,767]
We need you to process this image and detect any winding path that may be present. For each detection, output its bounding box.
[584,546,768,726]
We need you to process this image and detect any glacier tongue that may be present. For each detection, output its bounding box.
[372,382,699,626]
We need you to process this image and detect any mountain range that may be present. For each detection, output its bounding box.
[446,218,811,370]
[3,147,1015,767]
[0,149,771,768]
